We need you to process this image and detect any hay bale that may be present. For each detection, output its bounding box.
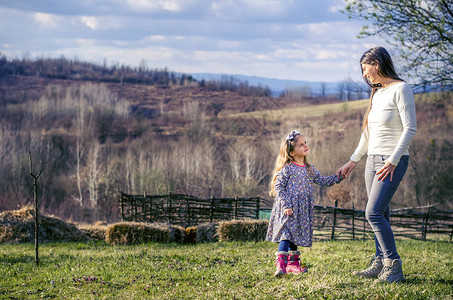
[94,221,108,227]
[105,222,171,245]
[0,206,90,243]
[78,224,108,241]
[196,222,219,243]
[218,219,269,242]
[185,226,197,244]
[169,225,186,244]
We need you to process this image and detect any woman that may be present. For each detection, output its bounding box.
[337,46,417,283]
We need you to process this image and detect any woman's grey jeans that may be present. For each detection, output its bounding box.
[365,154,409,260]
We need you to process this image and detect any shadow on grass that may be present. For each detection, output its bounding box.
[0,254,34,264]
[404,276,453,286]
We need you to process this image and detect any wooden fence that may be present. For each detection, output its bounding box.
[119,192,453,242]
[119,192,268,227]
[313,201,453,242]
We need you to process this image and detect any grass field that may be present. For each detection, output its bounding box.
[1,239,452,299]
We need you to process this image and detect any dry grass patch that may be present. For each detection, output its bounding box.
[225,99,369,121]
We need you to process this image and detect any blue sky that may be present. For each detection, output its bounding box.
[0,0,389,82]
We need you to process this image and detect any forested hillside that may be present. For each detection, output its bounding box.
[0,57,452,223]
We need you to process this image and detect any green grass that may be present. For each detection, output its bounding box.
[0,240,452,299]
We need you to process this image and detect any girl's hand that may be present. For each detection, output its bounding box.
[337,160,356,179]
[283,208,293,216]
[376,160,396,181]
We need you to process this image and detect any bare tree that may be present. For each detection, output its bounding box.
[343,0,453,89]
[87,141,100,209]
[29,151,42,266]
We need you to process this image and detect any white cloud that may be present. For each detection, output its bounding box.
[0,0,391,82]
[125,0,190,12]
[242,0,289,16]
[328,0,347,13]
[79,16,122,30]
[144,35,166,42]
[75,39,97,45]
[314,50,342,60]
[34,12,58,27]
[210,0,290,21]
[217,40,244,50]
[80,16,100,30]
[274,48,309,60]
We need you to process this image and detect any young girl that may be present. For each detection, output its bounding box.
[266,130,342,276]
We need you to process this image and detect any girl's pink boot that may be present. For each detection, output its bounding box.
[274,251,288,277]
[287,251,308,274]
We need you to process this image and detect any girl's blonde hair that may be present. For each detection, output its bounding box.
[269,132,311,197]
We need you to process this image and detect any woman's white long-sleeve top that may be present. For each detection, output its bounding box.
[350,82,417,166]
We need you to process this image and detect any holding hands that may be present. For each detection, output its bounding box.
[337,160,356,180]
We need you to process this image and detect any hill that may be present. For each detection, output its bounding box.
[1,61,452,224]
[192,73,344,97]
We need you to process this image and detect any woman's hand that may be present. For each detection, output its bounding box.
[337,160,356,179]
[283,208,293,216]
[376,160,396,181]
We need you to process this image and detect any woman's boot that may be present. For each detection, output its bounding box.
[375,258,405,283]
[353,256,383,278]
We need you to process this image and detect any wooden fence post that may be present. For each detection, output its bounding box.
[331,200,338,240]
[148,194,153,223]
[256,196,260,219]
[185,195,190,227]
[234,196,238,219]
[421,203,431,241]
[352,201,355,240]
[362,217,366,241]
[133,195,137,221]
[168,193,172,224]
[210,196,215,222]
[450,227,453,242]
[142,191,147,222]
[120,192,125,221]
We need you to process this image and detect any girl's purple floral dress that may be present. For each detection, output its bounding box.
[266,162,341,247]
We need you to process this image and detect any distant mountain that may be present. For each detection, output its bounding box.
[192,73,341,97]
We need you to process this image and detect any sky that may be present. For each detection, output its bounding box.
[0,0,390,83]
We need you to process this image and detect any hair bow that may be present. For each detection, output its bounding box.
[285,130,300,140]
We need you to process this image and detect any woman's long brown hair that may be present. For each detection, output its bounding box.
[360,47,403,133]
